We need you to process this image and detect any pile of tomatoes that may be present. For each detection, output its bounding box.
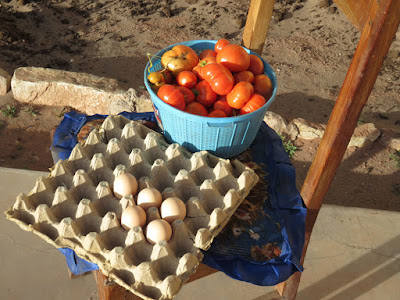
[147,39,273,118]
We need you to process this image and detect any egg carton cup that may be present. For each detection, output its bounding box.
[5,115,259,300]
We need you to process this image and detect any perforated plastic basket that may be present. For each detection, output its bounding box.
[144,40,277,158]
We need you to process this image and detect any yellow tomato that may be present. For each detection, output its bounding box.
[147,71,165,89]
[161,45,199,76]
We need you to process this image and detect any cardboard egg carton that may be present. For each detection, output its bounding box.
[5,115,259,300]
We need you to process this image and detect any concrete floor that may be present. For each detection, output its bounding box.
[1,167,399,300]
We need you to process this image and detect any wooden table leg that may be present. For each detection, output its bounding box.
[93,264,218,300]
[93,270,140,300]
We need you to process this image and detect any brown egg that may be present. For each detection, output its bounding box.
[160,197,187,223]
[113,173,138,199]
[121,206,146,230]
[145,219,172,244]
[137,187,162,211]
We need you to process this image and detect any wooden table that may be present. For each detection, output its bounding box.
[91,0,400,299]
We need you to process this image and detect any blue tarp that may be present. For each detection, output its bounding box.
[52,111,306,286]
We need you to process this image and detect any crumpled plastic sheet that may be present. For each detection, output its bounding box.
[52,111,306,286]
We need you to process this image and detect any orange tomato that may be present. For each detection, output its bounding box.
[213,99,234,116]
[226,81,254,109]
[216,44,250,72]
[185,102,208,116]
[201,63,235,95]
[161,45,199,76]
[208,109,227,117]
[192,56,217,80]
[199,49,217,59]
[194,80,217,108]
[248,54,264,75]
[215,39,230,53]
[234,70,254,84]
[253,74,273,100]
[240,94,266,115]
[176,71,197,89]
[157,84,185,110]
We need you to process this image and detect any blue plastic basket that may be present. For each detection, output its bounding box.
[144,40,277,158]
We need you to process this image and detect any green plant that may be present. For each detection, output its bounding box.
[1,105,17,118]
[25,106,39,116]
[390,150,400,168]
[357,117,365,126]
[280,135,298,158]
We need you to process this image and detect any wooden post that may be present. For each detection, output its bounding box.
[332,0,374,30]
[278,0,400,298]
[242,0,275,55]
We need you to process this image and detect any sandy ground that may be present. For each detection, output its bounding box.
[0,0,400,212]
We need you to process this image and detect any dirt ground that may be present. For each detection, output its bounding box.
[1,0,399,211]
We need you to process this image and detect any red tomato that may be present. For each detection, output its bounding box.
[240,94,266,115]
[213,99,234,116]
[161,69,173,84]
[176,71,197,89]
[253,74,273,100]
[248,54,264,75]
[185,102,208,116]
[199,49,217,59]
[208,109,227,118]
[177,86,195,104]
[234,70,254,84]
[226,81,254,109]
[157,84,185,110]
[216,44,250,72]
[215,39,230,53]
[194,80,217,108]
[201,63,235,95]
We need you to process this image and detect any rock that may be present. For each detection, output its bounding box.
[384,131,400,151]
[109,88,153,115]
[286,122,300,141]
[388,137,400,151]
[318,0,332,8]
[263,111,288,135]
[292,118,326,140]
[11,67,128,115]
[349,123,380,147]
[0,68,11,96]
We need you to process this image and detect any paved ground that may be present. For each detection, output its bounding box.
[1,167,399,300]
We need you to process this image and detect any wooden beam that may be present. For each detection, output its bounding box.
[242,0,275,55]
[333,0,374,30]
[278,0,400,298]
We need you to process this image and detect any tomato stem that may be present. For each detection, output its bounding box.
[146,52,164,73]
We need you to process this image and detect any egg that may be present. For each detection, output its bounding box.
[145,219,172,244]
[120,206,146,230]
[160,197,187,223]
[137,188,162,211]
[113,173,138,199]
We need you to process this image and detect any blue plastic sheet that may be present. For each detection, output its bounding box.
[52,111,306,285]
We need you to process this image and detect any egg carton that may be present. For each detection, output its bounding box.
[5,115,259,300]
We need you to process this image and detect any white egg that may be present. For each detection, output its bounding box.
[160,197,186,224]
[145,219,172,244]
[121,206,146,230]
[137,188,162,211]
[113,173,138,199]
